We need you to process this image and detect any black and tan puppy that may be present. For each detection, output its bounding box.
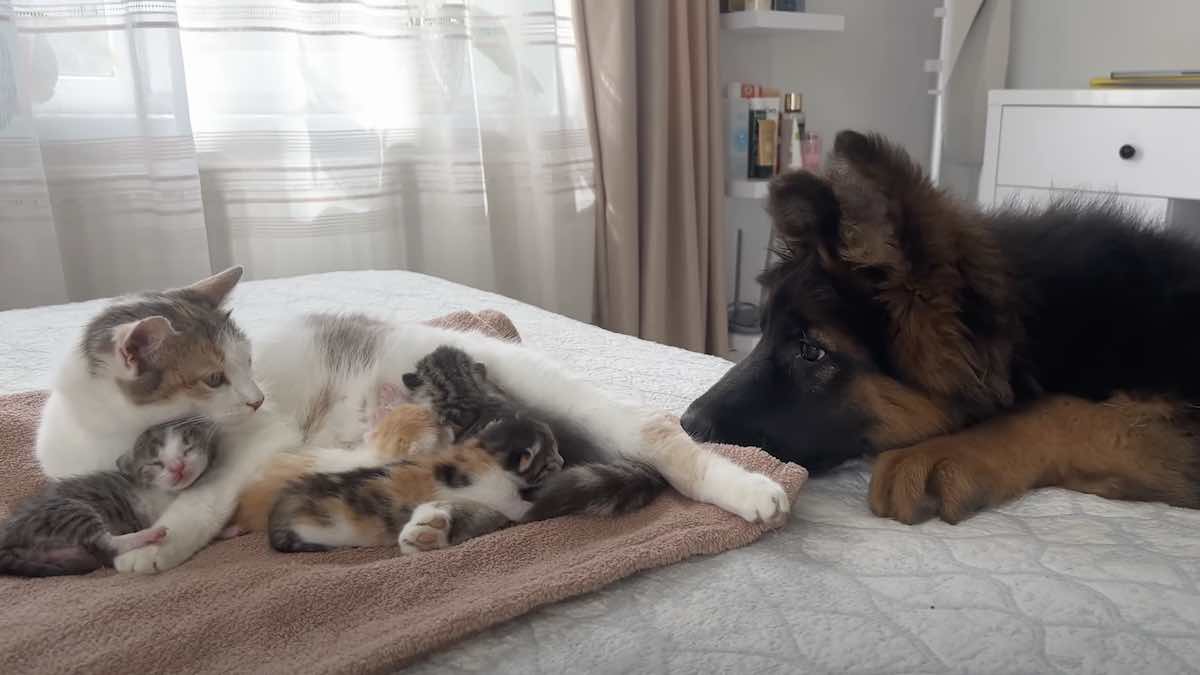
[684,130,1200,524]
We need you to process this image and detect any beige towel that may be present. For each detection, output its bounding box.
[0,311,808,674]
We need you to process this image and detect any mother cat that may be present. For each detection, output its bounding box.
[35,268,789,573]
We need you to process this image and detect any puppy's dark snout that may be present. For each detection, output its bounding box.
[680,407,714,443]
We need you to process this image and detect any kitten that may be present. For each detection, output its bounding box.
[267,404,562,553]
[0,419,219,577]
[405,345,668,523]
[401,345,526,442]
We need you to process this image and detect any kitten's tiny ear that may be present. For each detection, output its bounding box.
[471,362,487,379]
[114,316,176,373]
[401,372,423,390]
[186,266,243,307]
[517,448,535,473]
[377,382,406,409]
[115,453,135,476]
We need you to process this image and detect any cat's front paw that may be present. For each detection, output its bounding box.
[114,544,164,574]
[113,540,193,574]
[398,503,452,555]
[708,463,791,527]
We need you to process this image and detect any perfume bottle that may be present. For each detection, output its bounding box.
[777,93,806,172]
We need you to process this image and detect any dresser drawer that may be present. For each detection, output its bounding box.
[996,106,1200,200]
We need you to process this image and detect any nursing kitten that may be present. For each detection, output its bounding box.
[0,418,220,576]
[401,345,527,441]
[267,404,562,553]
[405,345,668,521]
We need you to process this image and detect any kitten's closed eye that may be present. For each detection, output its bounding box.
[204,372,227,388]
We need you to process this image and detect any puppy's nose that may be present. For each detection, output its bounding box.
[680,408,714,442]
[247,397,264,411]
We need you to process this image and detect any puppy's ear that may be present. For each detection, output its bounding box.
[767,170,842,268]
[822,130,933,276]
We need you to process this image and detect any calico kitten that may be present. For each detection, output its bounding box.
[0,418,219,577]
[267,404,562,553]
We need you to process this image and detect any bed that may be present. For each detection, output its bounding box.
[3,270,1199,674]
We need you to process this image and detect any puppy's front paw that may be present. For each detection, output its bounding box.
[398,503,452,555]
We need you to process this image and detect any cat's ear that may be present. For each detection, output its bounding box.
[186,266,243,307]
[401,372,423,391]
[113,316,177,373]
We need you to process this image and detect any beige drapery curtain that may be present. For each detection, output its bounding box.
[573,0,728,355]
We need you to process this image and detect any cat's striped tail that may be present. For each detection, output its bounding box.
[522,460,667,521]
[0,546,102,577]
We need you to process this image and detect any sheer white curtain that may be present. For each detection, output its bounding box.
[0,0,595,319]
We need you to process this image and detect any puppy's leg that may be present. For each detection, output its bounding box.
[870,394,1200,524]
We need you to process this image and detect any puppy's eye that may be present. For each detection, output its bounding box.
[204,372,227,388]
[798,341,826,362]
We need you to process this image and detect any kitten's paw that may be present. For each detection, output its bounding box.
[398,503,452,555]
[709,465,791,527]
[110,526,169,556]
[217,525,247,540]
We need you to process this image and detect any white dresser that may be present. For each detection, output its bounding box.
[978,90,1200,223]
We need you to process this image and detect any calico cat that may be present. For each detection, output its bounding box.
[267,404,562,553]
[32,267,277,574]
[40,269,787,575]
[0,418,220,576]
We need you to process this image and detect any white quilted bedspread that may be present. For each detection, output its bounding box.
[3,270,1199,674]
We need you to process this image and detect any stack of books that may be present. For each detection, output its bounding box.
[1090,70,1200,88]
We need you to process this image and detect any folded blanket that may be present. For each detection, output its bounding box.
[0,311,808,674]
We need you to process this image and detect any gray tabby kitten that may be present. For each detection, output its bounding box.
[403,346,667,522]
[0,418,220,577]
[401,344,533,442]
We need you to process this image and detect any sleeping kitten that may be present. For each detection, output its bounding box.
[267,404,562,553]
[0,418,220,576]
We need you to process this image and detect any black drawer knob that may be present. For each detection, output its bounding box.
[1119,144,1136,160]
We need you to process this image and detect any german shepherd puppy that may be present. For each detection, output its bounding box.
[684,130,1200,524]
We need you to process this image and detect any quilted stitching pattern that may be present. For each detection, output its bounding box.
[3,271,1199,674]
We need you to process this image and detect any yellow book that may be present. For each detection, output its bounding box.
[1090,75,1200,88]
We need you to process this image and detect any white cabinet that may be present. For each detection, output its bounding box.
[979,90,1200,218]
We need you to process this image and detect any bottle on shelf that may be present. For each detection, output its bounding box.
[776,92,806,173]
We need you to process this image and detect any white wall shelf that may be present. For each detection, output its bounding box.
[720,10,845,34]
[728,179,770,200]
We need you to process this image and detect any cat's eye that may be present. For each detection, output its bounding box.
[797,341,826,362]
[204,372,227,388]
